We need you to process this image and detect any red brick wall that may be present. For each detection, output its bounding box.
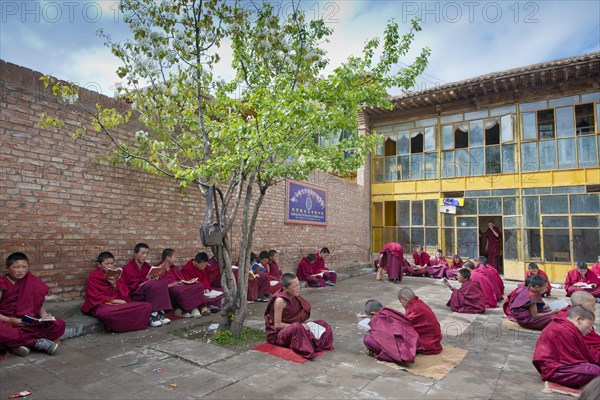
[0,60,371,300]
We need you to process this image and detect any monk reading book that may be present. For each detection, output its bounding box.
[559,291,600,353]
[426,249,448,279]
[465,261,498,308]
[264,273,333,359]
[565,262,600,298]
[398,288,443,355]
[446,268,486,314]
[268,250,283,281]
[159,249,207,318]
[592,256,600,279]
[82,252,152,332]
[181,252,223,313]
[446,255,463,280]
[533,306,600,388]
[526,262,551,297]
[297,252,336,287]
[0,252,66,357]
[507,274,560,330]
[409,246,430,277]
[477,256,504,301]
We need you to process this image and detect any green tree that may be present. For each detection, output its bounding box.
[40,0,429,337]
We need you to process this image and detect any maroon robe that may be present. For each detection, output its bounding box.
[470,269,498,308]
[121,259,172,312]
[559,307,600,353]
[447,279,486,314]
[410,252,430,277]
[364,307,420,364]
[180,260,222,308]
[404,297,442,355]
[592,263,600,279]
[503,285,522,316]
[0,272,66,355]
[297,256,336,287]
[564,269,600,298]
[82,268,151,333]
[266,261,283,294]
[264,290,333,359]
[426,256,448,279]
[533,316,600,388]
[206,257,222,289]
[477,264,504,301]
[526,269,552,296]
[486,227,502,269]
[507,286,553,330]
[162,265,206,313]
[446,259,463,280]
[379,242,403,281]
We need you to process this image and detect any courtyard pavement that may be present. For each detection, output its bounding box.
[0,272,577,399]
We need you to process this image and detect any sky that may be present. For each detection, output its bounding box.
[1,0,599,98]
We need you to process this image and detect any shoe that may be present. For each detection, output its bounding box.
[182,312,192,318]
[191,308,202,318]
[35,338,58,355]
[364,347,376,357]
[10,346,30,357]
[149,313,162,327]
[384,278,392,283]
[210,306,220,313]
[325,280,335,286]
[201,306,210,316]
[257,294,269,302]
[174,308,183,316]
[158,311,171,324]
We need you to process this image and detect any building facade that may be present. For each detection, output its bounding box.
[363,52,600,282]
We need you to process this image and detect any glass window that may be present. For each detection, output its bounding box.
[541,195,568,214]
[454,124,469,149]
[375,137,384,155]
[485,119,500,145]
[549,95,579,108]
[572,216,599,228]
[426,228,438,247]
[493,189,517,196]
[485,146,501,175]
[465,110,489,120]
[523,188,551,195]
[520,100,548,112]
[397,227,410,247]
[504,229,520,260]
[504,216,522,228]
[501,114,514,143]
[424,127,436,152]
[558,138,577,170]
[425,200,438,227]
[542,216,570,228]
[373,158,384,182]
[455,149,469,177]
[416,117,437,127]
[470,120,484,147]
[411,130,424,154]
[578,136,597,168]
[575,104,595,135]
[552,186,585,194]
[441,114,463,124]
[537,109,555,139]
[490,105,516,117]
[444,213,455,227]
[397,200,411,226]
[543,229,571,262]
[425,153,438,180]
[523,196,540,227]
[581,92,600,103]
[411,228,424,248]
[383,227,396,244]
[470,148,484,176]
[444,228,455,256]
[556,106,575,138]
[573,229,600,263]
[384,134,397,156]
[479,198,502,215]
[372,227,383,251]
[442,151,454,178]
[522,112,536,140]
[457,217,477,227]
[538,140,557,171]
[384,157,396,181]
[411,154,424,180]
[398,155,410,181]
[521,142,538,172]
[457,228,478,259]
[384,201,396,226]
[442,125,453,150]
[372,203,383,226]
[502,144,515,173]
[461,198,478,215]
[570,194,600,214]
[597,103,600,133]
[503,197,517,215]
[465,190,490,197]
[397,130,410,154]
[412,201,423,226]
[525,229,541,259]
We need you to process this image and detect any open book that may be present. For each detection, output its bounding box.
[441,277,455,290]
[580,283,594,289]
[357,318,371,333]
[21,315,56,323]
[306,321,326,340]
[181,277,198,285]
[146,266,165,279]
[269,280,279,287]
[105,267,122,280]
[548,298,569,311]
[205,290,223,299]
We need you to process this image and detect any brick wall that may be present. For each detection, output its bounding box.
[0,60,371,300]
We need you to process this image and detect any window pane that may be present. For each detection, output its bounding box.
[372,227,383,251]
[384,156,396,181]
[504,229,520,260]
[373,158,384,182]
[397,130,410,155]
[444,213,455,227]
[426,228,438,247]
[597,103,600,133]
[412,201,423,226]
[504,216,522,229]
[522,112,536,140]
[457,217,477,227]
[575,104,595,136]
[521,142,538,172]
[457,228,478,259]
[537,109,555,139]
[502,144,515,173]
[372,203,383,226]
[578,136,597,168]
[460,198,478,215]
[572,216,599,228]
[541,195,568,214]
[383,227,396,244]
[397,227,410,248]
[470,120,484,147]
[524,196,540,227]
[455,149,469,177]
[411,154,424,180]
[375,138,384,155]
[573,229,600,262]
[558,138,577,170]
[501,114,514,143]
[543,229,571,262]
[425,153,438,179]
[556,106,575,138]
[525,229,541,259]
[470,148,484,176]
[425,200,438,227]
[444,228,455,256]
[424,127,436,152]
[479,198,502,215]
[384,134,397,156]
[485,146,501,175]
[384,201,396,226]
[442,151,454,178]
[542,216,569,228]
[396,201,410,226]
[411,228,424,248]
[442,125,453,150]
[398,156,410,181]
[538,140,557,171]
[503,197,517,215]
[570,194,600,214]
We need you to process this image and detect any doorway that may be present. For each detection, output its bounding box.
[479,216,503,273]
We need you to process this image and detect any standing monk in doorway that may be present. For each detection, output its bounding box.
[486,221,502,270]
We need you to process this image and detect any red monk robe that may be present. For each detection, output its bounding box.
[446,257,463,280]
[526,269,552,296]
[162,265,206,313]
[82,268,152,333]
[477,263,504,301]
[565,269,600,298]
[470,269,498,308]
[378,242,403,281]
[268,260,283,281]
[297,256,337,287]
[206,257,222,289]
[121,259,172,312]
[0,272,66,356]
[592,261,600,279]
[507,285,554,330]
[264,289,333,359]
[364,307,421,364]
[486,225,502,270]
[559,307,600,354]
[313,253,338,284]
[410,251,430,277]
[426,256,448,279]
[447,279,486,314]
[503,285,522,316]
[404,296,443,355]
[180,260,222,308]
[533,316,600,388]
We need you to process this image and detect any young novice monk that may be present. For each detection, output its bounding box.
[565,262,600,298]
[508,274,561,330]
[410,246,430,277]
[159,249,205,318]
[426,249,448,279]
[181,252,222,314]
[526,262,551,297]
[297,253,336,287]
[82,252,152,332]
[398,288,442,355]
[0,252,66,357]
[445,255,463,280]
[533,305,600,388]
[264,273,333,359]
[446,268,486,314]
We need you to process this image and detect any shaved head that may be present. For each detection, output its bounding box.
[570,291,596,313]
[398,287,416,301]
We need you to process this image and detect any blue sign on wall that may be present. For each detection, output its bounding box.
[286,180,327,226]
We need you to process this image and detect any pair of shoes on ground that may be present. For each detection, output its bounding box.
[325,280,336,286]
[384,278,400,283]
[149,311,171,327]
[11,339,59,356]
[257,294,269,302]
[183,308,202,318]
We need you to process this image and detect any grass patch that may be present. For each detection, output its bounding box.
[212,327,265,348]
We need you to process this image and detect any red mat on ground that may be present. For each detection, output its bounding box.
[250,343,330,364]
[543,381,582,397]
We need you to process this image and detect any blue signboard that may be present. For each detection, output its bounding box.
[286,180,327,226]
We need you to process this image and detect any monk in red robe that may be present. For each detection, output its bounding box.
[206,256,222,289]
[297,252,336,287]
[524,262,550,296]
[409,246,430,277]
[363,299,420,363]
[476,256,504,301]
[426,249,448,279]
[591,256,600,279]
[252,251,276,300]
[377,242,403,283]
[508,275,560,330]
[121,243,172,327]
[0,252,66,357]
[264,273,333,359]
[181,252,223,311]
[446,268,486,314]
[82,252,152,332]
[565,262,600,298]
[313,248,337,284]
[504,277,532,316]
[398,288,442,355]
[159,249,209,318]
[533,306,600,388]
[446,255,463,280]
[465,262,498,308]
[561,291,600,353]
[268,250,283,281]
[485,221,502,270]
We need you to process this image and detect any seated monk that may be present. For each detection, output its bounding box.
[565,262,600,298]
[446,268,486,314]
[0,252,66,357]
[409,246,430,277]
[464,261,498,308]
[159,249,208,318]
[82,252,152,332]
[251,251,274,301]
[363,299,420,363]
[561,291,600,353]
[398,288,442,355]
[264,273,333,359]
[507,274,560,330]
[504,276,533,316]
[476,256,504,302]
[181,252,223,312]
[268,250,283,281]
[526,262,551,297]
[206,255,222,289]
[445,255,463,280]
[376,242,403,283]
[533,306,600,388]
[592,256,600,279]
[426,249,448,279]
[297,252,336,287]
[121,243,172,327]
[259,250,281,295]
[314,248,337,285]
